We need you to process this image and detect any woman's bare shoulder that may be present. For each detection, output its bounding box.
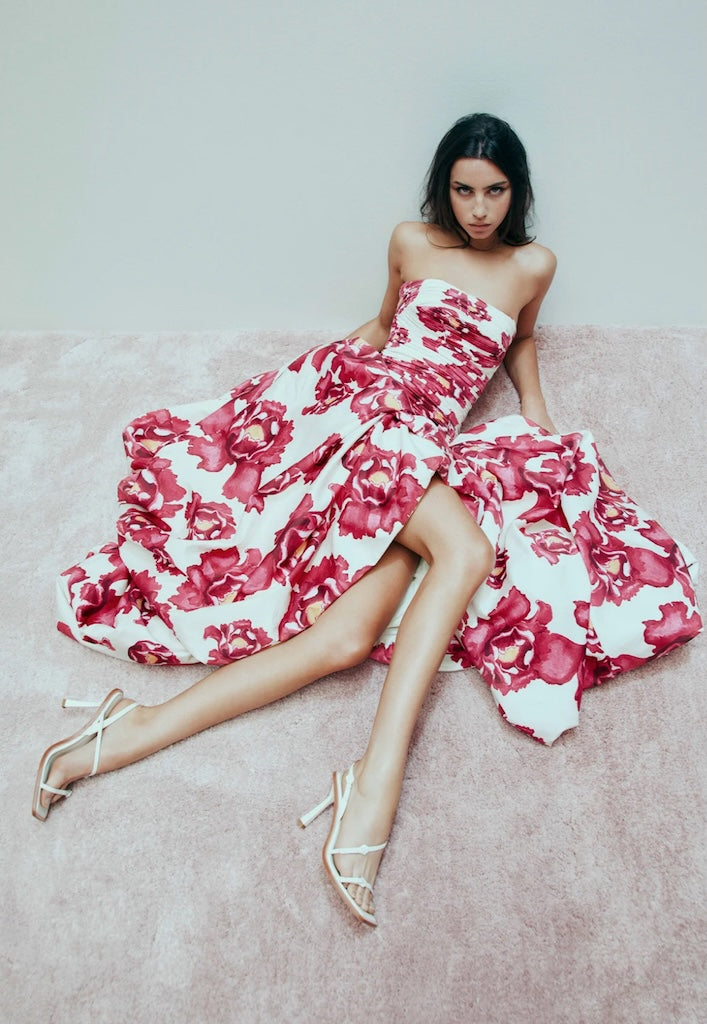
[513,240,557,278]
[511,241,557,315]
[390,220,428,249]
[390,221,452,266]
[392,220,428,239]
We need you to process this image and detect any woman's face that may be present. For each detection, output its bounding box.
[449,157,512,247]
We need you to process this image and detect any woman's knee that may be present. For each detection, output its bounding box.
[444,524,494,591]
[326,630,375,671]
[467,526,495,576]
[309,613,377,671]
[421,490,494,576]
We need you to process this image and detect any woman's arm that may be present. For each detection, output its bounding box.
[504,336,556,432]
[504,249,557,433]
[346,226,407,351]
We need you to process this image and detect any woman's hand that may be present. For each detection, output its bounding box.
[520,395,557,434]
[346,317,391,351]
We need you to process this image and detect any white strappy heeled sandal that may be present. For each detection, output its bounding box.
[32,689,138,822]
[299,764,387,927]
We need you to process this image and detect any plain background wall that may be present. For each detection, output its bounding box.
[1,0,705,330]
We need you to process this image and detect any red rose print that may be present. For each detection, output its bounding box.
[83,636,117,651]
[75,568,130,629]
[329,346,384,387]
[128,641,183,665]
[529,529,576,565]
[150,545,183,577]
[60,562,90,591]
[596,651,651,680]
[125,569,166,625]
[228,367,279,404]
[396,280,422,313]
[453,432,568,507]
[261,494,333,585]
[563,452,597,497]
[461,587,584,695]
[334,445,426,539]
[123,409,191,463]
[288,342,342,376]
[636,517,678,553]
[590,472,638,531]
[171,547,271,611]
[384,323,410,349]
[418,306,502,368]
[278,555,355,641]
[204,620,274,664]
[253,435,344,512]
[441,288,493,323]
[189,399,294,503]
[100,542,127,566]
[300,347,382,416]
[117,458,187,519]
[487,549,508,589]
[301,369,359,414]
[446,463,494,522]
[584,619,605,663]
[643,601,702,657]
[390,358,478,430]
[573,600,590,630]
[574,512,682,606]
[369,641,394,664]
[185,492,237,541]
[57,620,82,641]
[117,508,170,550]
[637,519,698,602]
[575,657,598,696]
[350,383,414,425]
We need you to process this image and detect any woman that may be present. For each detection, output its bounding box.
[34,114,701,927]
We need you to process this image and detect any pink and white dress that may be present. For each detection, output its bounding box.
[57,279,701,744]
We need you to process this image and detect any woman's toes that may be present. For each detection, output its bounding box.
[345,882,360,907]
[347,883,374,916]
[359,892,373,916]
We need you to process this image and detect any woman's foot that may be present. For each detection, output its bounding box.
[323,761,400,924]
[33,691,140,820]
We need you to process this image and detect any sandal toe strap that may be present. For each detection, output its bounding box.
[41,782,72,798]
[336,874,374,892]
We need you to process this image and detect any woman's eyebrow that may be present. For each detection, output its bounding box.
[451,178,509,188]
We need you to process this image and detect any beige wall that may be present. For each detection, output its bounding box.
[1,0,705,329]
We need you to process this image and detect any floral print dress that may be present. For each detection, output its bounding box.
[57,279,701,744]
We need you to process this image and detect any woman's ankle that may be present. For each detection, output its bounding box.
[354,755,405,804]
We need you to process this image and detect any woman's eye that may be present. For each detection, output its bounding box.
[489,186,506,196]
[454,186,471,195]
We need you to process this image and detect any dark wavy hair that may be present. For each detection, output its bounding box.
[420,113,534,247]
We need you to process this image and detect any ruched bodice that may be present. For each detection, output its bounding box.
[379,279,516,433]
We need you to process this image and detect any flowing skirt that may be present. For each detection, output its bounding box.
[57,339,702,746]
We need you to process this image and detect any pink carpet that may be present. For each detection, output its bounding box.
[2,325,705,1024]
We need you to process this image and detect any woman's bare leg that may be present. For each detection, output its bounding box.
[331,478,494,917]
[40,544,418,808]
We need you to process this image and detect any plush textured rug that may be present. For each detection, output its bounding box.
[2,324,705,1024]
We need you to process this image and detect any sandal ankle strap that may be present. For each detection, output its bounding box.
[89,701,139,777]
